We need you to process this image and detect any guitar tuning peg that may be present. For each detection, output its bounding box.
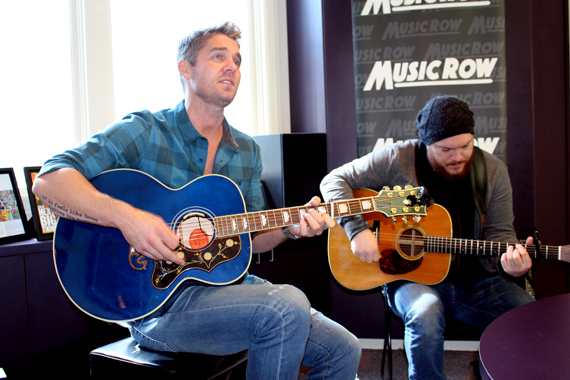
[394,185,402,190]
[413,215,421,222]
[383,186,390,190]
[405,184,413,189]
[402,216,408,223]
[392,217,397,224]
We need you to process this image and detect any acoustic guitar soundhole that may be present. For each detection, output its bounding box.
[379,228,425,275]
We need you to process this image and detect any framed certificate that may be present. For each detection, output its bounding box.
[24,166,58,240]
[0,168,30,245]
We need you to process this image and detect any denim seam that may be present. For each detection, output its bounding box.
[306,340,333,380]
[454,302,504,319]
[249,303,288,380]
[131,326,176,352]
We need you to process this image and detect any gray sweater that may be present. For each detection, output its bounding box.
[320,139,518,275]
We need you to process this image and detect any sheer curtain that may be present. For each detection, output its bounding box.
[0,1,74,216]
[81,0,291,137]
[3,0,291,212]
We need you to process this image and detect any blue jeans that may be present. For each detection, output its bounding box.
[386,274,534,380]
[129,275,361,380]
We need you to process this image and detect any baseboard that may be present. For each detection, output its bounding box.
[359,338,480,352]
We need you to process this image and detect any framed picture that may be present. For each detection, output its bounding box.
[24,166,58,241]
[0,168,30,245]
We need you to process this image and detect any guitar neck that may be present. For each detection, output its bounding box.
[214,195,385,237]
[425,236,569,262]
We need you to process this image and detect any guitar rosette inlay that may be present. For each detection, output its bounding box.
[177,212,215,250]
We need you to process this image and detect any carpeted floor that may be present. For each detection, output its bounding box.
[299,349,480,380]
[356,349,480,380]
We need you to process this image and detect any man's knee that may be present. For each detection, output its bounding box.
[257,285,312,332]
[406,298,445,336]
[345,333,362,362]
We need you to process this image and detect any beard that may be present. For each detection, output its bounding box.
[193,85,236,108]
[190,76,238,109]
[427,150,474,181]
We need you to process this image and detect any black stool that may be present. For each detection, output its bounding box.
[90,337,248,379]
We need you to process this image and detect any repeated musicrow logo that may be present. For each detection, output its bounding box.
[361,0,491,15]
[372,137,501,154]
[363,57,497,91]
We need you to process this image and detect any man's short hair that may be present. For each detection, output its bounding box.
[177,21,241,67]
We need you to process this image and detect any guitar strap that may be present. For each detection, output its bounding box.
[470,147,488,239]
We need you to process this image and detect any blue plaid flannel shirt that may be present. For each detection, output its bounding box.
[39,100,265,213]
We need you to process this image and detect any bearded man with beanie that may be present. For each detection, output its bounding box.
[320,96,534,380]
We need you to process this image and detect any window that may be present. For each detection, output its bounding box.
[2,0,290,217]
[109,0,252,125]
[0,1,74,202]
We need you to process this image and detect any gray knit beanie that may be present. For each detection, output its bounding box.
[416,96,474,145]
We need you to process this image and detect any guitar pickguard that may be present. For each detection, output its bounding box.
[379,249,423,275]
[151,236,242,290]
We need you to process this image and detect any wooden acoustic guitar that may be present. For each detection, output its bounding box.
[328,189,570,291]
[53,169,427,322]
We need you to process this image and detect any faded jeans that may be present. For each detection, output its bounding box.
[386,274,534,380]
[129,274,361,380]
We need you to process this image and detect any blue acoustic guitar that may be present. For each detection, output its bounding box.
[53,169,426,322]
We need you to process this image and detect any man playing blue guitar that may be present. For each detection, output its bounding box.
[33,22,361,380]
[320,96,535,380]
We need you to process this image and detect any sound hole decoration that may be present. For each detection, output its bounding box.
[398,227,425,259]
[150,208,242,290]
[379,227,425,275]
[178,213,215,250]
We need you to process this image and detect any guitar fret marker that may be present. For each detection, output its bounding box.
[210,185,426,240]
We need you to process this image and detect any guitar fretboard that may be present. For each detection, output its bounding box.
[213,193,418,237]
[424,236,567,261]
[215,204,331,237]
[329,197,378,218]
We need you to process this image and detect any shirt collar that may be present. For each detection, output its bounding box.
[175,100,239,150]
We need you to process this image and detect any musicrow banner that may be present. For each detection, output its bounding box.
[351,0,507,162]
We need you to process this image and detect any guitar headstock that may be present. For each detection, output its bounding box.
[376,185,428,221]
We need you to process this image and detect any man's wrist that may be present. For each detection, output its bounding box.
[281,226,300,240]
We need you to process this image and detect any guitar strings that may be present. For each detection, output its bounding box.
[392,234,563,260]
[164,195,398,237]
[159,193,566,261]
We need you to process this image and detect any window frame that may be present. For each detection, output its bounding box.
[70,0,291,142]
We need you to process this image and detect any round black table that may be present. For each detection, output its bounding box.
[479,293,570,379]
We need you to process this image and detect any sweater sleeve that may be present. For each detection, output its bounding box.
[478,152,521,277]
[320,141,419,241]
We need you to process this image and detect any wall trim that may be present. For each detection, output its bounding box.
[359,338,480,352]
